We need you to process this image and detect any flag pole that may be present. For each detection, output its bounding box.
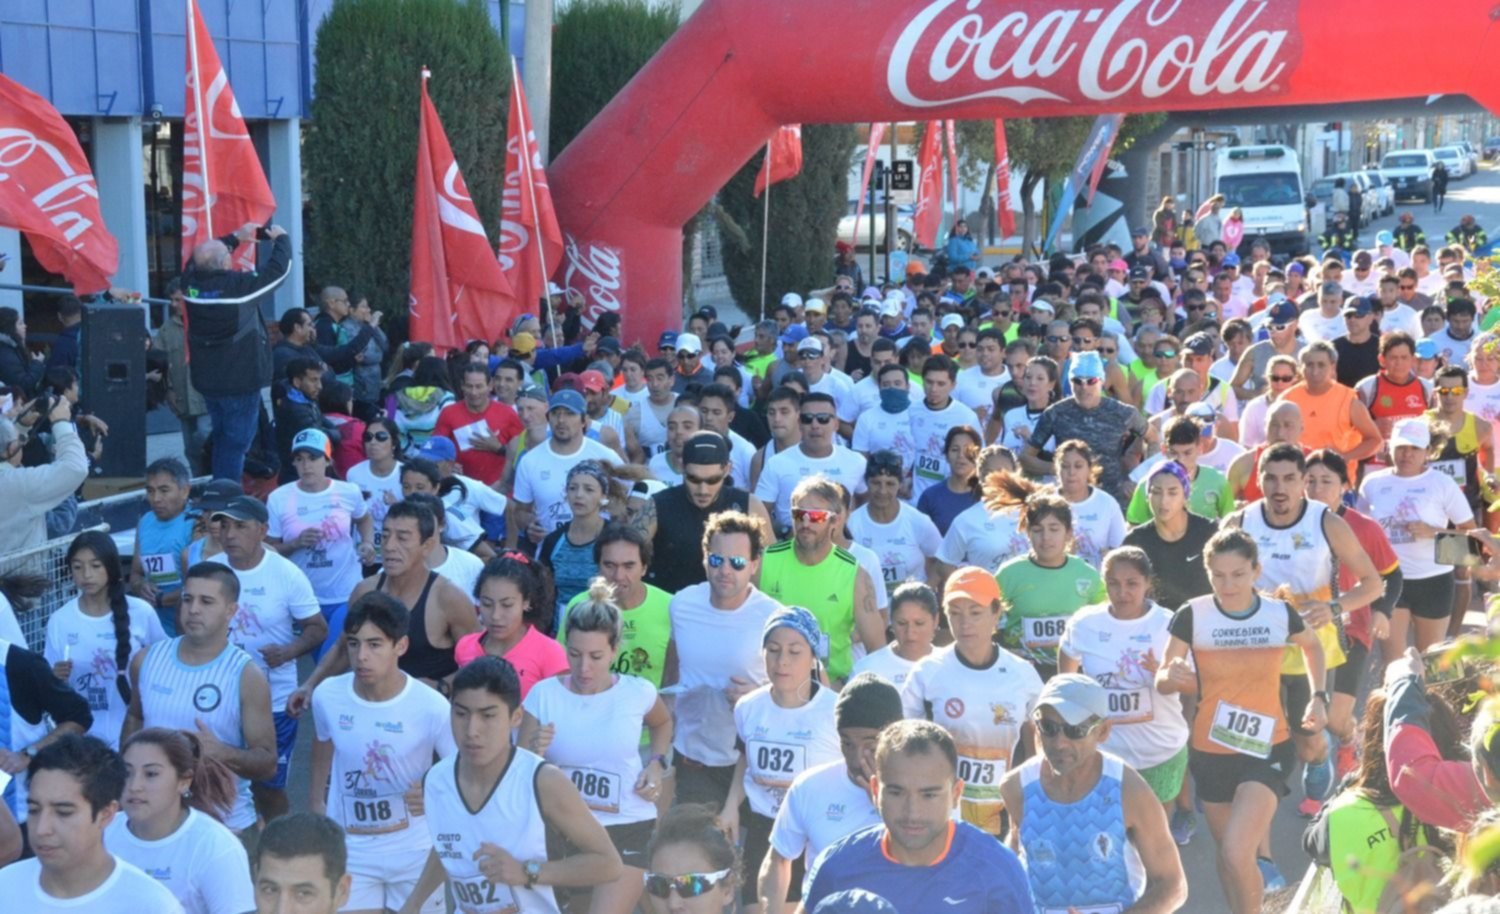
[759,149,771,322]
[185,0,212,241]
[514,56,559,349]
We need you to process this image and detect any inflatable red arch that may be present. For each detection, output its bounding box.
[548,0,1500,347]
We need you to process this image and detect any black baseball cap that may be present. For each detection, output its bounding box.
[194,478,243,514]
[682,430,730,467]
[212,495,268,524]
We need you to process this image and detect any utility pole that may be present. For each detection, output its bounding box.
[523,0,554,162]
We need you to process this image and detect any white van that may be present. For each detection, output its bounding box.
[1380,150,1437,202]
[1213,145,1309,255]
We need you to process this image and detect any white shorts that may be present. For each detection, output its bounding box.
[345,845,442,914]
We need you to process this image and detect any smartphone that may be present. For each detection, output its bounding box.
[1435,531,1484,567]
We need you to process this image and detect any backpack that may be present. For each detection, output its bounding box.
[1374,806,1451,914]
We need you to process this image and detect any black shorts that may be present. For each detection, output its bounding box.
[1333,637,1370,697]
[1400,572,1455,621]
[740,810,803,905]
[672,757,738,810]
[605,819,655,870]
[1189,741,1295,804]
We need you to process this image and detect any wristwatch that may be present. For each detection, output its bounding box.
[1329,600,1344,619]
[1312,690,1332,707]
[524,860,542,889]
[647,753,671,772]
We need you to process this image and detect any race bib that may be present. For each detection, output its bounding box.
[748,740,807,790]
[956,753,1005,788]
[141,553,178,585]
[1103,686,1154,725]
[1022,615,1068,650]
[341,792,410,836]
[915,454,943,478]
[1208,700,1275,758]
[450,876,519,914]
[1431,457,1467,490]
[563,765,623,815]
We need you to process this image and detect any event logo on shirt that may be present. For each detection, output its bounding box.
[991,703,1015,725]
[826,802,847,822]
[339,713,356,731]
[193,683,222,713]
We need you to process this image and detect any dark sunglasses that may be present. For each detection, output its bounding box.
[685,473,726,486]
[1070,336,1093,346]
[792,507,833,524]
[1400,284,1417,291]
[1071,376,1103,387]
[676,351,699,360]
[958,341,977,349]
[706,553,748,571]
[800,413,835,426]
[1099,347,1118,356]
[1185,303,1207,312]
[1269,374,1297,384]
[1033,714,1101,740]
[1046,335,1069,344]
[643,868,733,900]
[995,309,1013,318]
[362,431,391,443]
[1154,349,1177,359]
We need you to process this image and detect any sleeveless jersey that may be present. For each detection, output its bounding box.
[1427,409,1483,509]
[758,543,862,682]
[138,638,256,830]
[1238,500,1346,674]
[634,399,671,457]
[1364,374,1430,467]
[423,749,560,914]
[1282,383,1362,454]
[1019,753,1145,913]
[733,684,841,818]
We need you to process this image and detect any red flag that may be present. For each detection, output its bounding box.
[500,58,564,317]
[181,0,275,270]
[944,120,960,212]
[993,119,1017,239]
[409,70,519,353]
[0,76,118,293]
[913,121,943,250]
[851,123,887,242]
[753,125,802,197]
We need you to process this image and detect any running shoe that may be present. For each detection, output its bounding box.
[1303,754,1334,804]
[1298,795,1324,817]
[1169,808,1196,846]
[1258,856,1288,891]
[1335,740,1358,781]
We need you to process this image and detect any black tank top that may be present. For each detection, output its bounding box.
[378,571,455,681]
[647,485,751,594]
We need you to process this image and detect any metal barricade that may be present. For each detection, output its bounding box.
[0,524,109,650]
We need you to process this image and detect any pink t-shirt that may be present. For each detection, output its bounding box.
[454,625,569,698]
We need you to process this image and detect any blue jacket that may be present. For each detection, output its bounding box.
[944,233,979,266]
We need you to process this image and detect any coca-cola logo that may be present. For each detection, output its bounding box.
[499,130,550,272]
[886,0,1299,109]
[562,234,624,330]
[0,128,101,245]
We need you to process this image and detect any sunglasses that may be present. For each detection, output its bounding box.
[685,473,726,486]
[706,553,749,571]
[1270,323,1290,333]
[677,351,699,360]
[1400,284,1417,291]
[643,868,734,900]
[1437,385,1468,396]
[792,507,833,524]
[1154,349,1177,359]
[1185,303,1207,312]
[1033,715,1101,740]
[1099,347,1117,356]
[995,309,1013,318]
[958,341,977,349]
[1071,376,1102,387]
[1269,374,1297,384]
[362,431,391,443]
[1046,335,1069,344]
[800,413,835,426]
[1070,336,1094,346]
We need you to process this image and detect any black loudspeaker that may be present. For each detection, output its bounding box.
[81,303,148,479]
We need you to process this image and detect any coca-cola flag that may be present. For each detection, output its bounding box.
[913,121,943,250]
[753,125,803,197]
[0,75,118,293]
[410,70,518,353]
[993,119,1017,239]
[500,57,563,314]
[851,122,888,242]
[1042,113,1124,254]
[181,0,275,270]
[944,120,959,212]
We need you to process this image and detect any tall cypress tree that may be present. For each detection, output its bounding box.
[551,0,680,158]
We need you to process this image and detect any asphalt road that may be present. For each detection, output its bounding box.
[1322,156,1500,259]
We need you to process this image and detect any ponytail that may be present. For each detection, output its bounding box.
[122,728,238,823]
[65,531,133,703]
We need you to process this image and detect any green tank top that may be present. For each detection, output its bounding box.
[996,555,1105,668]
[557,583,674,688]
[1325,792,1429,914]
[746,352,777,379]
[759,542,862,681]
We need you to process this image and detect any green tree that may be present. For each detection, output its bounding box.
[718,124,858,320]
[551,0,680,158]
[304,0,508,320]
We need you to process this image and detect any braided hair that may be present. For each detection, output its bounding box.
[65,531,134,704]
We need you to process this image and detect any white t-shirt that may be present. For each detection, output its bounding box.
[809,371,860,424]
[769,760,881,868]
[727,430,757,491]
[433,545,484,602]
[843,540,890,614]
[312,673,456,857]
[1300,309,1348,344]
[265,479,369,604]
[44,596,165,747]
[850,644,920,689]
[513,437,619,534]
[647,451,684,486]
[1358,467,1474,580]
[0,856,183,913]
[850,407,916,473]
[907,397,981,501]
[999,404,1049,453]
[848,503,942,593]
[1380,303,1423,340]
[211,549,320,712]
[0,593,26,648]
[1467,377,1500,460]
[523,674,659,827]
[754,445,868,531]
[1064,487,1127,569]
[954,366,1010,417]
[734,684,841,818]
[936,503,1030,572]
[1238,394,1272,450]
[668,583,781,766]
[1425,327,1477,367]
[105,809,253,914]
[445,473,509,539]
[1057,602,1189,770]
[345,460,404,551]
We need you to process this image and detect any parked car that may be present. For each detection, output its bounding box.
[1484,137,1500,161]
[1309,172,1381,227]
[1451,140,1480,171]
[1433,145,1470,179]
[1360,168,1395,217]
[1381,149,1438,202]
[837,200,915,252]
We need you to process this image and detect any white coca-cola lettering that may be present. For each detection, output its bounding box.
[499,130,550,273]
[887,0,1295,108]
[563,234,624,330]
[437,162,487,237]
[0,128,100,244]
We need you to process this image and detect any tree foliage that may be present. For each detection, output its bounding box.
[551,0,681,158]
[304,0,508,320]
[718,124,858,318]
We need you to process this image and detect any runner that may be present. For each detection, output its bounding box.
[130,458,196,636]
[1425,364,1494,641]
[252,813,351,914]
[519,578,671,914]
[108,727,253,914]
[800,720,1032,913]
[0,735,181,912]
[908,356,981,502]
[310,592,455,914]
[555,525,673,687]
[1122,461,1217,612]
[1156,529,1327,914]
[847,452,942,595]
[849,582,939,689]
[403,657,622,913]
[538,461,612,618]
[934,459,1036,582]
[901,566,1043,837]
[720,606,839,914]
[1052,439,1126,569]
[999,674,1187,913]
[402,493,486,597]
[995,492,1106,678]
[640,805,740,914]
[753,393,867,536]
[455,554,569,697]
[345,417,405,565]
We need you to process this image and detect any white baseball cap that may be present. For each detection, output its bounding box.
[805,298,827,314]
[796,336,825,355]
[781,292,804,309]
[880,299,903,318]
[940,314,965,331]
[1390,417,1431,450]
[675,332,703,355]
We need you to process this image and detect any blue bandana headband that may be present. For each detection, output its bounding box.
[763,605,829,660]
